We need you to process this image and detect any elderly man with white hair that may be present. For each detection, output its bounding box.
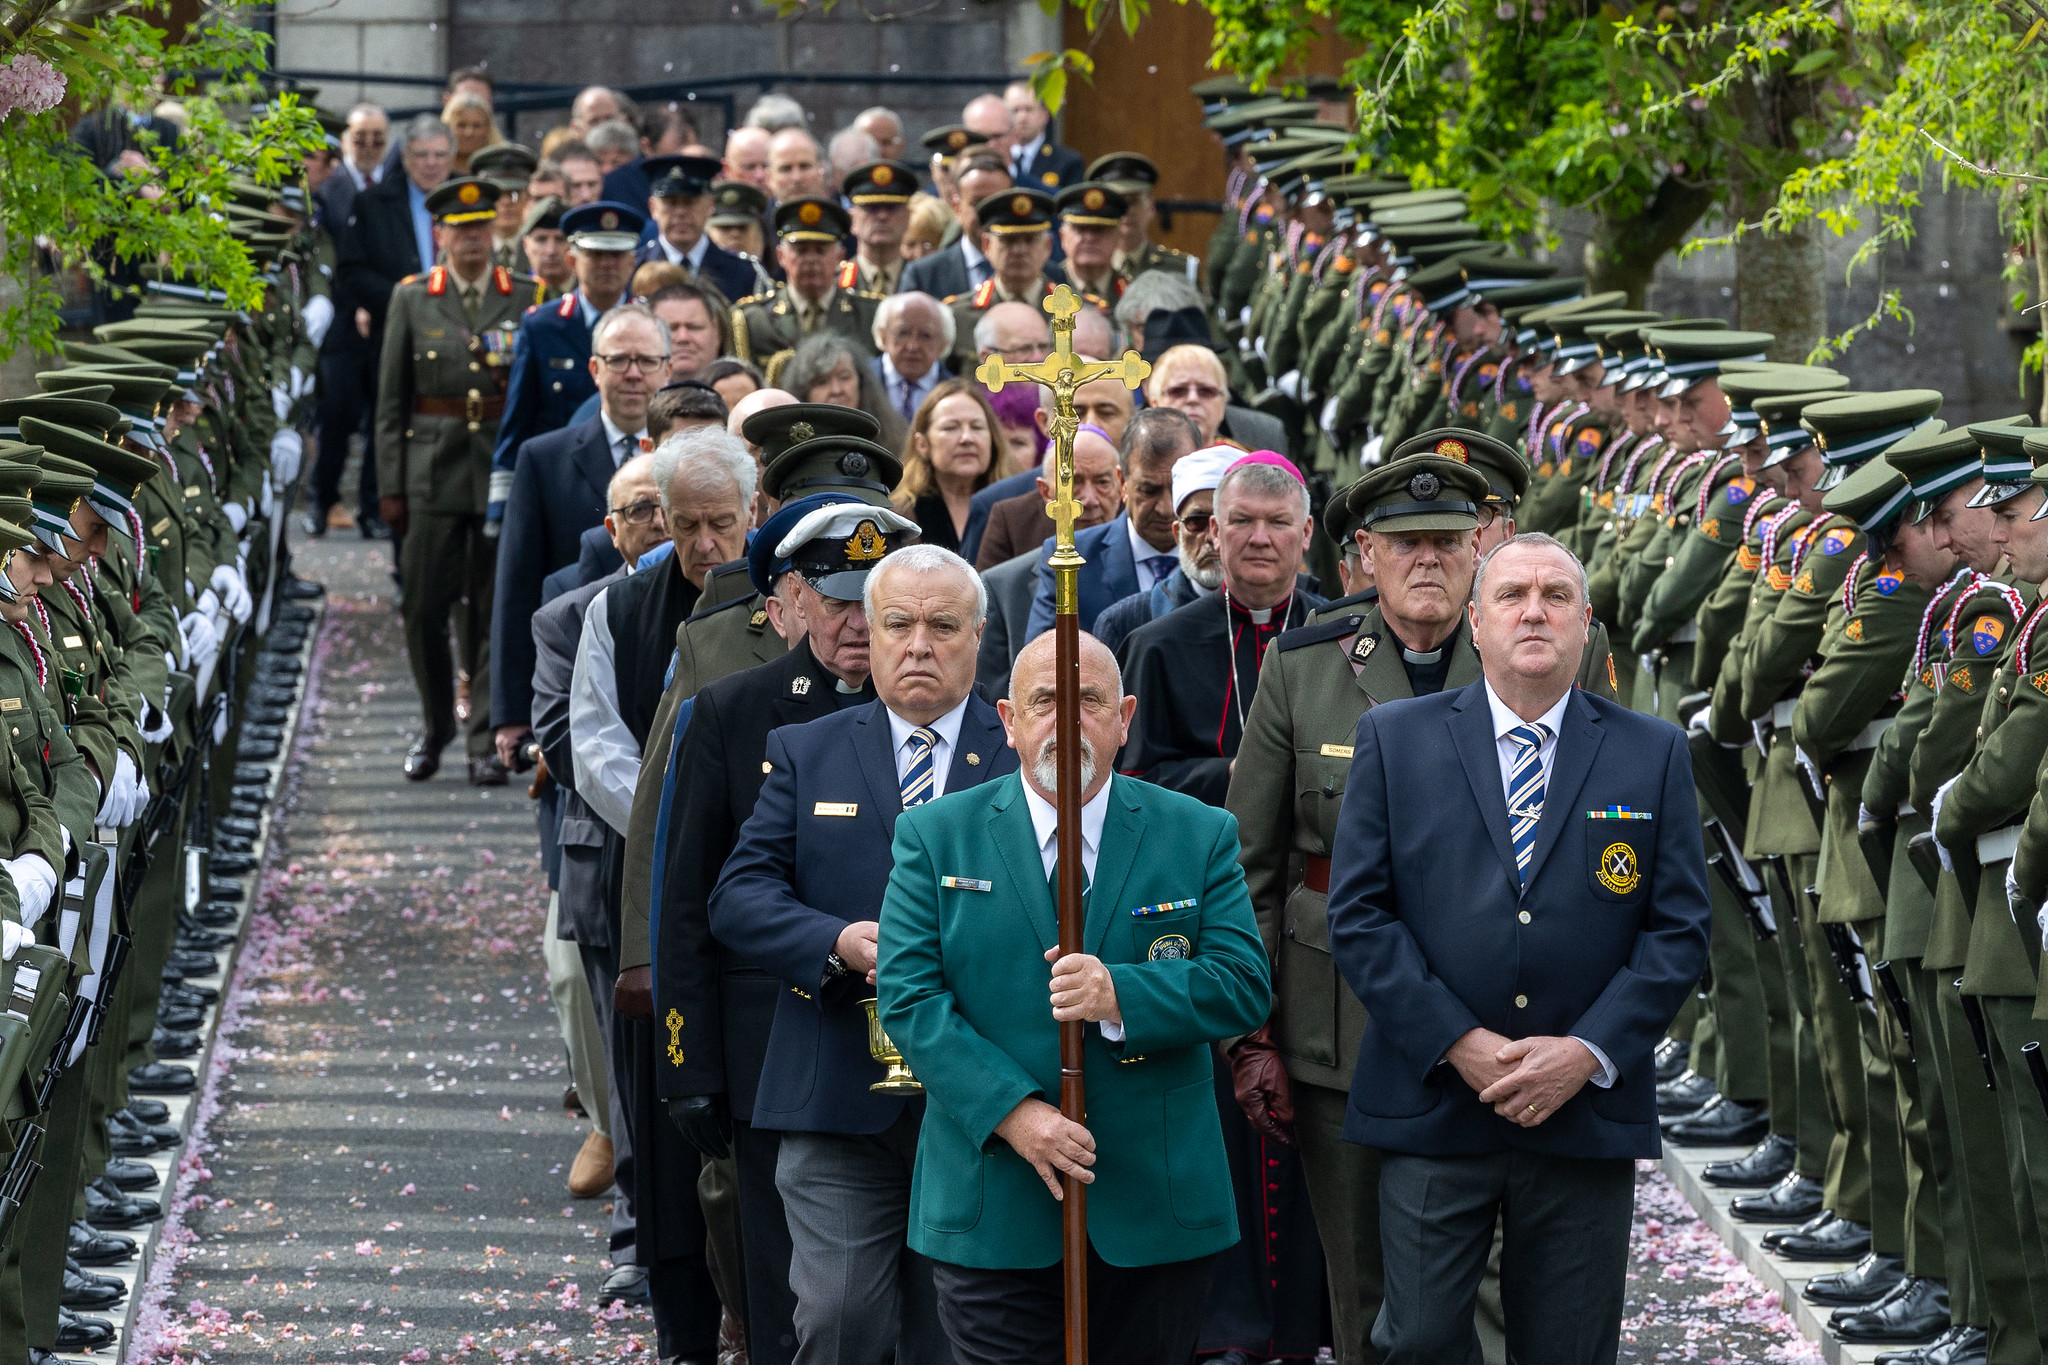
[871,291,955,423]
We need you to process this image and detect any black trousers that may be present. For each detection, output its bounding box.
[930,1249,1217,1365]
[314,346,379,519]
[1374,1149,1635,1365]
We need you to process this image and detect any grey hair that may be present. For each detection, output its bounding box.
[862,543,988,629]
[782,331,863,400]
[1114,270,1202,332]
[1216,460,1310,522]
[592,301,671,356]
[584,118,640,159]
[873,291,957,351]
[400,114,451,152]
[650,425,757,516]
[973,301,1046,356]
[1117,406,1200,476]
[1470,532,1588,613]
[855,105,901,132]
[745,93,809,132]
[346,102,386,126]
[828,125,880,175]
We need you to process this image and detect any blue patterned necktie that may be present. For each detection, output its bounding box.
[901,726,940,808]
[1506,722,1551,884]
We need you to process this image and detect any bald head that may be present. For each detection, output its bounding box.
[1001,630,1134,804]
[730,387,798,441]
[962,93,1013,153]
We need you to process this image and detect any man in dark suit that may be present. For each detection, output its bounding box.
[710,542,1016,1363]
[974,550,1038,701]
[309,102,392,537]
[1326,531,1711,1365]
[633,154,759,308]
[974,421,1122,571]
[488,201,645,523]
[490,300,672,769]
[1002,80,1086,190]
[899,152,1011,303]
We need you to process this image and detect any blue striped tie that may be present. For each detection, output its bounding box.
[1506,723,1551,885]
[901,726,940,808]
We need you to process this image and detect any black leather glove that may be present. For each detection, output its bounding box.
[666,1093,732,1160]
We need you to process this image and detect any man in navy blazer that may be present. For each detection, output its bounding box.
[1326,532,1710,1365]
[709,544,1016,1363]
[631,154,760,308]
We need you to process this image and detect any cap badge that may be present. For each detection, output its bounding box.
[947,130,968,150]
[1083,188,1105,211]
[1433,438,1468,462]
[791,675,812,696]
[1408,471,1442,501]
[845,519,887,562]
[872,165,894,186]
[1010,194,1031,217]
[457,183,481,205]
[798,202,823,225]
[1041,170,1059,186]
[838,451,870,477]
[599,210,619,230]
[788,421,815,445]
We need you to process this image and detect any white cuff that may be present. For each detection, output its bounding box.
[1574,1037,1618,1088]
[1099,1019,1125,1043]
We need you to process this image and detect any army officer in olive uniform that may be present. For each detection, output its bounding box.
[730,197,885,378]
[374,176,535,782]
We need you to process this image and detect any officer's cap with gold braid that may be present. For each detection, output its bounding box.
[1802,389,1943,491]
[1342,434,1494,534]
[842,160,920,207]
[1087,152,1160,195]
[1055,182,1128,229]
[1819,448,1914,534]
[775,500,921,601]
[1965,419,2041,508]
[1717,367,1848,444]
[920,124,989,156]
[748,403,900,506]
[774,195,851,244]
[1452,430,1530,509]
[468,141,538,191]
[1646,328,1774,400]
[563,200,646,252]
[975,188,1054,237]
[425,177,501,226]
[1878,420,1976,519]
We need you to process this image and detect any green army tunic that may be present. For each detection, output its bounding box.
[730,283,884,376]
[0,624,99,853]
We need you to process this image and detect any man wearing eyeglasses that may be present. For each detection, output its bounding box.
[371,176,534,785]
[1144,340,1289,457]
[491,300,673,783]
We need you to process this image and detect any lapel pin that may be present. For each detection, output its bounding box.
[965,752,980,766]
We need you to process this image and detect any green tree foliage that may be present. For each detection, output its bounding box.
[0,0,321,356]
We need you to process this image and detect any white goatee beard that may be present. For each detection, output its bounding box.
[1178,542,1223,591]
[1030,734,1097,795]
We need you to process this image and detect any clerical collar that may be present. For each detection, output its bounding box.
[1228,591,1292,627]
[1401,643,1445,665]
[835,677,864,694]
[1248,607,1275,625]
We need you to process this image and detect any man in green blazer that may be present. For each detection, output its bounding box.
[878,629,1272,1364]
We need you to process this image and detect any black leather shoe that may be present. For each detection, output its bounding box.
[1666,1096,1770,1147]
[69,1220,135,1266]
[211,853,256,876]
[405,732,451,782]
[238,739,281,760]
[165,948,219,979]
[214,835,254,856]
[1777,1216,1871,1262]
[1892,1325,1988,1365]
[1656,1070,1717,1117]
[128,1061,196,1094]
[55,1307,115,1351]
[217,815,261,839]
[260,655,302,676]
[177,924,233,950]
[161,980,217,1009]
[102,1157,160,1192]
[299,509,329,539]
[599,1263,650,1304]
[233,764,273,784]
[278,603,316,624]
[153,1026,201,1059]
[109,1108,179,1149]
[158,1002,204,1031]
[468,754,509,787]
[358,514,390,540]
[1655,1037,1691,1084]
[62,1263,124,1310]
[279,576,324,600]
[1834,1277,1951,1343]
[1704,1133,1797,1189]
[84,1181,153,1229]
[190,901,239,928]
[1737,1174,1828,1226]
[1762,1209,1836,1253]
[93,1176,158,1218]
[1805,1252,1906,1305]
[210,878,245,902]
[232,782,269,802]
[126,1097,169,1123]
[240,724,284,744]
[229,797,266,818]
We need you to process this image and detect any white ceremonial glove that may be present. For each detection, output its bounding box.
[1931,775,1959,871]
[270,428,304,484]
[1319,395,1342,443]
[1238,305,1252,327]
[212,564,252,624]
[259,475,277,521]
[1237,335,1252,354]
[195,587,219,618]
[5,854,56,928]
[271,384,291,422]
[1793,745,1823,802]
[1858,803,1877,831]
[164,649,180,675]
[300,296,333,350]
[138,692,173,744]
[2039,902,2048,953]
[1254,335,1268,362]
[1276,369,1304,400]
[0,921,30,962]
[131,768,150,821]
[212,701,230,745]
[222,500,248,534]
[66,872,109,1065]
[180,612,219,672]
[96,751,139,827]
[1360,435,1384,467]
[290,359,319,398]
[1684,703,1711,736]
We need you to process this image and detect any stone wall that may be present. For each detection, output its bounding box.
[273,0,450,114]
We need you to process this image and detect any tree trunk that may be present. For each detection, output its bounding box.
[1735,217,1825,361]
[1584,174,1715,306]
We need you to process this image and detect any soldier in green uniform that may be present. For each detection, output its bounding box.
[517,194,577,308]
[1088,151,1204,294]
[373,177,532,784]
[1050,181,1129,302]
[938,189,1065,378]
[730,197,885,380]
[469,142,539,274]
[841,160,919,297]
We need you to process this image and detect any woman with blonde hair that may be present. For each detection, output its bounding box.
[442,91,505,174]
[892,377,1012,553]
[901,194,953,262]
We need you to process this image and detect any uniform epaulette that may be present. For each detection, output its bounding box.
[970,279,996,309]
[685,590,758,624]
[734,292,772,307]
[524,302,543,315]
[856,288,888,301]
[940,292,963,305]
[493,265,515,295]
[1314,588,1378,616]
[556,293,578,318]
[1276,615,1365,653]
[837,260,859,290]
[399,273,420,286]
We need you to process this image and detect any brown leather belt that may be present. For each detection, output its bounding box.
[1304,855,1332,894]
[415,392,505,422]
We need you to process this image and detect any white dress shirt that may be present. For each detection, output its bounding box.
[1011,134,1046,178]
[887,696,970,802]
[568,584,640,835]
[960,236,991,288]
[659,233,711,273]
[1022,776,1123,1041]
[599,412,647,470]
[1126,519,1174,593]
[1480,680,1616,1088]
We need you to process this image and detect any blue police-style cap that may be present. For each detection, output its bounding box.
[748,492,865,597]
[645,154,723,198]
[561,201,646,252]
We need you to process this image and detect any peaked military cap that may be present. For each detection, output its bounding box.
[1552,309,1660,377]
[1966,420,2041,507]
[20,415,160,508]
[1343,434,1493,533]
[709,180,768,226]
[1087,152,1160,195]
[2024,432,2048,518]
[1484,277,1585,313]
[468,141,538,190]
[1819,449,1915,532]
[752,404,898,505]
[0,391,119,439]
[777,501,921,600]
[1803,389,1944,490]
[774,196,850,243]
[519,193,567,238]
[976,188,1055,236]
[1717,367,1849,441]
[645,153,723,199]
[1885,420,1981,516]
[1647,328,1774,398]
[562,200,645,251]
[1756,388,1865,469]
[842,160,919,206]
[920,125,988,156]
[749,492,864,596]
[425,177,500,225]
[1056,182,1127,228]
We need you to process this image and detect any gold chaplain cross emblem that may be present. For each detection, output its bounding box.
[665,1008,686,1066]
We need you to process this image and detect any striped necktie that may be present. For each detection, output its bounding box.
[1506,723,1550,884]
[901,726,940,808]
